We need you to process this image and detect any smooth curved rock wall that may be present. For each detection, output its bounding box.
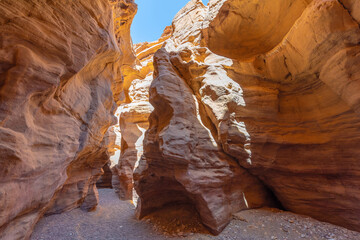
[134,0,360,234]
[0,0,136,239]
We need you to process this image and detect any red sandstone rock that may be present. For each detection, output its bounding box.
[111,26,172,200]
[0,0,136,239]
[112,75,153,200]
[97,162,114,189]
[202,0,360,232]
[134,0,360,234]
[133,0,277,234]
[1,0,360,238]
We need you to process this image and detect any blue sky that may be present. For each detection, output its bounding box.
[131,0,209,44]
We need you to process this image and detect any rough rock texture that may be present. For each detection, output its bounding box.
[202,0,360,232]
[96,161,113,189]
[135,0,360,234]
[2,0,360,238]
[112,27,172,200]
[0,0,136,239]
[111,74,153,200]
[134,0,277,235]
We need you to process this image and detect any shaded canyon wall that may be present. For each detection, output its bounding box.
[0,0,137,239]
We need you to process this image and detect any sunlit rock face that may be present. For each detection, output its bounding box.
[0,0,136,239]
[112,27,172,200]
[109,0,138,104]
[203,0,313,60]
[111,74,153,200]
[134,0,360,234]
[202,0,360,232]
[134,0,277,234]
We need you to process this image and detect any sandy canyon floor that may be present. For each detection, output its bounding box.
[31,189,360,240]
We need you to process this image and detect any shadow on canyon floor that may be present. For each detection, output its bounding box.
[31,189,360,240]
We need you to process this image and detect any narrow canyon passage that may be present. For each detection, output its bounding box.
[1,0,360,239]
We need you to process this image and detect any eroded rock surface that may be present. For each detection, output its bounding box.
[97,161,114,189]
[134,0,277,234]
[111,74,153,200]
[203,0,360,232]
[0,0,136,239]
[111,27,172,200]
[1,0,360,238]
[134,0,360,234]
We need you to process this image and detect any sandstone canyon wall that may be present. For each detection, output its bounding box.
[111,27,172,200]
[133,0,360,235]
[202,0,360,232]
[0,0,137,239]
[133,0,278,234]
[1,0,360,238]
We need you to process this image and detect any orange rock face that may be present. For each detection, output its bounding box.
[133,0,277,234]
[202,0,360,232]
[1,0,360,238]
[0,0,136,239]
[134,0,360,234]
[112,26,172,200]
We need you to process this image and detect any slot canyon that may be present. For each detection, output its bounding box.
[1,0,360,239]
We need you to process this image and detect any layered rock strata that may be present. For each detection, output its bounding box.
[134,0,360,234]
[0,0,136,239]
